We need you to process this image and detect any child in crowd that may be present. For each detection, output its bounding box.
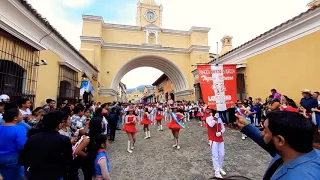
[93,134,111,180]
[299,106,312,119]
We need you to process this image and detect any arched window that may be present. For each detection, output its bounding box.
[0,60,26,95]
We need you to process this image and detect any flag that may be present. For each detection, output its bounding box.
[197,64,237,111]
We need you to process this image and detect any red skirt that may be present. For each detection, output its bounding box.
[140,119,152,125]
[196,112,203,117]
[155,115,164,121]
[165,121,182,131]
[123,124,137,133]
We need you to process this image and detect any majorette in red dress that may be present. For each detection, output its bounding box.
[123,116,137,133]
[140,113,152,125]
[165,113,183,131]
[155,110,164,121]
[196,106,204,117]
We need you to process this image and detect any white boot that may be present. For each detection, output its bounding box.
[160,125,163,131]
[176,138,180,150]
[172,138,177,148]
[127,141,132,153]
[214,170,223,178]
[219,168,226,176]
[242,133,246,140]
[131,140,135,150]
[157,125,160,131]
[144,132,148,139]
[147,131,151,138]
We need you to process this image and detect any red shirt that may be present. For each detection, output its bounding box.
[280,106,299,112]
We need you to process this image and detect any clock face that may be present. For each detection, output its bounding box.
[145,10,157,22]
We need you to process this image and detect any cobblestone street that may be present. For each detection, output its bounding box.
[107,120,271,180]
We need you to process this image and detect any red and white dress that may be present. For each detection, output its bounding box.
[140,113,152,125]
[155,111,165,121]
[165,113,183,131]
[196,106,204,117]
[123,115,137,133]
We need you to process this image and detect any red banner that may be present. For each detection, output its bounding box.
[197,64,237,111]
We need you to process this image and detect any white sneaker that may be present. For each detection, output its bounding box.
[131,146,134,150]
[242,136,245,140]
[214,171,223,179]
[176,145,181,150]
[127,149,133,153]
[220,168,226,175]
[172,144,177,148]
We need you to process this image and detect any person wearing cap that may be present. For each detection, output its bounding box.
[135,104,143,123]
[271,89,281,101]
[155,107,165,131]
[164,104,170,122]
[205,108,226,178]
[121,103,128,125]
[201,105,211,127]
[140,107,152,139]
[122,107,138,153]
[149,104,157,125]
[183,102,191,122]
[300,89,318,114]
[0,94,9,103]
[165,106,185,150]
[196,102,205,126]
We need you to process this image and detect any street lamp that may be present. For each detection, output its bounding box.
[81,73,88,83]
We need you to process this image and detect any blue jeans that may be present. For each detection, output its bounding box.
[0,154,20,180]
[316,113,320,129]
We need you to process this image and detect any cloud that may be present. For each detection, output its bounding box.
[63,0,94,8]
[157,0,308,52]
[27,0,95,49]
[122,67,163,88]
[26,0,310,87]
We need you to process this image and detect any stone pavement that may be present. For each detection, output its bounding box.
[107,120,271,180]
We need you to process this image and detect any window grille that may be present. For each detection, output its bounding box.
[57,65,79,105]
[0,28,39,105]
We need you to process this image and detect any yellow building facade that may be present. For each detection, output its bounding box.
[152,74,175,103]
[0,0,99,107]
[126,88,144,103]
[194,3,320,103]
[80,0,210,102]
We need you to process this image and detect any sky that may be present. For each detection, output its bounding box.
[28,0,310,88]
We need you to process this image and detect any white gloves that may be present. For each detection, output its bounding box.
[214,113,219,118]
[216,132,222,137]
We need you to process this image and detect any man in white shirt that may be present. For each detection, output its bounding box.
[19,98,32,121]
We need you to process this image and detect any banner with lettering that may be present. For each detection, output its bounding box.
[197,64,237,111]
